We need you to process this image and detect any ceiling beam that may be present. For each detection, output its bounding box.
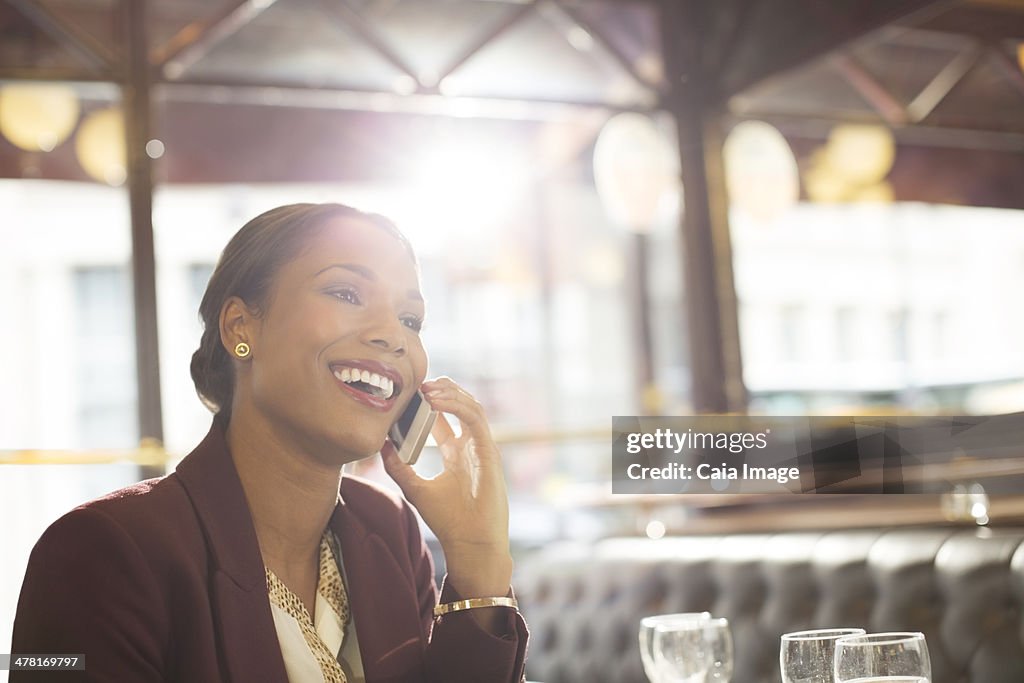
[988,43,1024,100]
[905,41,984,122]
[830,52,910,125]
[0,66,112,82]
[728,109,1024,151]
[909,3,1024,41]
[318,0,422,89]
[546,0,662,93]
[431,0,538,88]
[159,78,652,122]
[151,0,279,78]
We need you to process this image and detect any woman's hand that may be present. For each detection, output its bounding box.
[380,377,513,599]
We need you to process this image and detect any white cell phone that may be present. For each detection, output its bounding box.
[388,390,437,465]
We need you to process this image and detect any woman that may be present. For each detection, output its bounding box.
[11,203,529,682]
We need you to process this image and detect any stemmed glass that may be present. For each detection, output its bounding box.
[639,613,710,683]
[652,616,733,683]
[833,632,931,683]
[780,628,866,683]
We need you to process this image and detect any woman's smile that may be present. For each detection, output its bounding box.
[329,358,404,411]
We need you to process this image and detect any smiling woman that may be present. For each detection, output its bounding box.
[10,203,529,683]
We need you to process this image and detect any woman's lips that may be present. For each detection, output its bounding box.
[331,370,398,411]
[331,362,403,411]
[328,359,403,396]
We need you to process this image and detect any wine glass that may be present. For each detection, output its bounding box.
[781,628,866,683]
[653,616,733,683]
[639,613,711,682]
[833,632,931,683]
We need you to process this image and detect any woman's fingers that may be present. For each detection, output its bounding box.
[382,379,511,561]
[430,412,466,471]
[423,378,491,438]
[429,404,457,447]
[422,380,508,495]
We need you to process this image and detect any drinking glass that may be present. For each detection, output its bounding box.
[639,613,711,682]
[833,632,931,683]
[653,616,733,683]
[702,618,734,682]
[781,628,866,683]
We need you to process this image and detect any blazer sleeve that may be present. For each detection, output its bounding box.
[10,506,169,683]
[397,502,529,683]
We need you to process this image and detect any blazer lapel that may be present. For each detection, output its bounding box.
[210,570,289,683]
[331,485,425,680]
[176,417,290,683]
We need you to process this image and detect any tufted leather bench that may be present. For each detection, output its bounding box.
[516,528,1024,683]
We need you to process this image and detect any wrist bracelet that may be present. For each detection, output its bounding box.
[433,596,518,617]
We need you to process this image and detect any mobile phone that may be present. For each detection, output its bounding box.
[388,390,437,465]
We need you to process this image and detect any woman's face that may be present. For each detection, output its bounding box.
[235,216,428,464]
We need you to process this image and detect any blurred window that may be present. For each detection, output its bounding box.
[835,306,856,362]
[74,266,137,448]
[188,264,214,312]
[732,203,1024,413]
[780,304,803,363]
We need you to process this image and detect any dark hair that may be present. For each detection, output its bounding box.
[190,202,414,420]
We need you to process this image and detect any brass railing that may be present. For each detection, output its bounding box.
[0,427,611,466]
[0,438,168,466]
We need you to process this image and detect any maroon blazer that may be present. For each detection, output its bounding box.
[10,418,528,682]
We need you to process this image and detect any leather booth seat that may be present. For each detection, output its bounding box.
[515,528,1024,683]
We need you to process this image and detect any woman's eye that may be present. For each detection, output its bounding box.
[330,288,361,305]
[401,315,424,333]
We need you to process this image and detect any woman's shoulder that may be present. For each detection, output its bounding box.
[63,471,190,525]
[33,472,205,572]
[13,476,202,675]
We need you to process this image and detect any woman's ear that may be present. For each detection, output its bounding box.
[219,296,257,357]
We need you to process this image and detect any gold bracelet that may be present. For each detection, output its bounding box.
[433,596,518,617]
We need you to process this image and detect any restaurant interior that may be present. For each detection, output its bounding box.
[2,0,1024,681]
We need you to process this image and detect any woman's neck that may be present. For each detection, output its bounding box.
[224,402,342,572]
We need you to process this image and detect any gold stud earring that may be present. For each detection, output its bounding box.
[234,342,251,358]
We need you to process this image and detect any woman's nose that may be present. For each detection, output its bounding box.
[360,307,406,354]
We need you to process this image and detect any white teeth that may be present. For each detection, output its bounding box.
[333,366,396,400]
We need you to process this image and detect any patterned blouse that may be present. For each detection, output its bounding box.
[265,529,365,682]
